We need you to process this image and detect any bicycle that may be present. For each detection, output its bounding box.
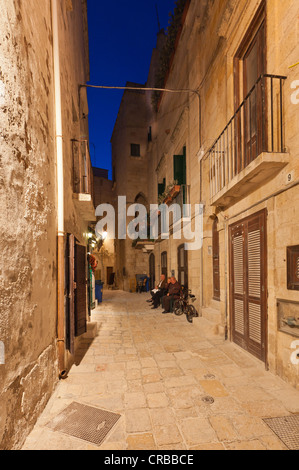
[173,287,200,323]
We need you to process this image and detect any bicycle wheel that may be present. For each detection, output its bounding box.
[186,305,194,323]
[188,304,199,318]
[173,299,184,316]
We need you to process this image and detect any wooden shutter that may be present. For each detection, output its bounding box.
[230,210,267,362]
[75,243,87,337]
[161,252,168,277]
[149,254,155,290]
[178,244,188,288]
[212,218,220,301]
[247,214,266,361]
[66,234,75,355]
[231,223,246,346]
[173,148,186,185]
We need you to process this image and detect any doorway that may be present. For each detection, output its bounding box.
[229,210,267,363]
[149,253,155,290]
[177,244,188,288]
[161,252,168,278]
[234,2,266,171]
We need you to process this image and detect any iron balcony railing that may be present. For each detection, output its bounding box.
[209,74,287,200]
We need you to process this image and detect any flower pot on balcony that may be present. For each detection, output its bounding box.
[169,185,181,199]
[163,196,172,205]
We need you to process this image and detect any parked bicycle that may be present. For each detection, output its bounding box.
[173,286,200,323]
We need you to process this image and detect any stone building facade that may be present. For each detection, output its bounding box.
[0,0,94,449]
[92,167,115,287]
[112,0,299,389]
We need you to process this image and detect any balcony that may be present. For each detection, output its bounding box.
[209,75,288,208]
[72,139,96,222]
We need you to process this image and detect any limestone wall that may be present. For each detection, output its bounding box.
[0,0,92,449]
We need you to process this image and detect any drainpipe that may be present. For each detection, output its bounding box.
[51,0,67,380]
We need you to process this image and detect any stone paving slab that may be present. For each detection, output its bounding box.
[22,290,299,451]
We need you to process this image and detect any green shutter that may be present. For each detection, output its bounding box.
[173,149,186,185]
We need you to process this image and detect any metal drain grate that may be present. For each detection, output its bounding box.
[46,402,121,447]
[263,415,299,450]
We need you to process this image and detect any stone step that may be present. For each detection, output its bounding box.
[209,299,222,310]
[201,306,222,324]
[195,316,225,338]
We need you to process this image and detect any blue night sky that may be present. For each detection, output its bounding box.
[86,0,177,179]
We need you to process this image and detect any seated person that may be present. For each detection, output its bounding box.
[162,277,181,314]
[149,274,167,309]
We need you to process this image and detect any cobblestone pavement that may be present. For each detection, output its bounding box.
[22,290,299,450]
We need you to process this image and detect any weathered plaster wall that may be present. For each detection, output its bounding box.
[0,0,93,449]
[0,0,58,449]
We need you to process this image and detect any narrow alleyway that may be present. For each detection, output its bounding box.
[23,291,299,450]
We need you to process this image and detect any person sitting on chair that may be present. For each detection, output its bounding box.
[149,274,167,309]
[162,277,181,314]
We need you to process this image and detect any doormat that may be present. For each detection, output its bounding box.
[263,415,299,450]
[46,402,121,447]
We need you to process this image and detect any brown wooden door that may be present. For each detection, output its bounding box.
[212,218,220,301]
[65,234,75,355]
[234,2,266,173]
[230,210,267,362]
[161,252,168,278]
[75,243,87,337]
[149,253,155,290]
[243,20,266,165]
[178,244,188,288]
[107,267,113,284]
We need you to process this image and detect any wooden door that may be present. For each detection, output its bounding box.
[178,244,188,288]
[75,243,87,337]
[149,253,155,290]
[230,210,267,362]
[243,20,266,164]
[212,218,220,301]
[107,267,114,284]
[161,252,168,278]
[65,234,75,355]
[234,2,266,173]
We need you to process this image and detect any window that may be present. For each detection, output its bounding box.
[158,178,166,198]
[131,144,141,157]
[287,246,299,291]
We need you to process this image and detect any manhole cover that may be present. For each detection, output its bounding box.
[263,415,299,450]
[202,396,215,404]
[46,402,121,447]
